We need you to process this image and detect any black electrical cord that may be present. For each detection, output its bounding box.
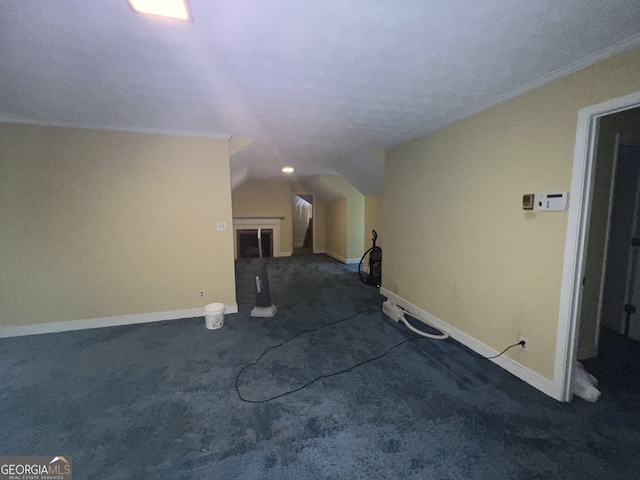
[235,307,419,404]
[400,313,525,359]
[358,229,381,285]
[235,308,526,403]
[481,341,526,359]
[357,246,376,285]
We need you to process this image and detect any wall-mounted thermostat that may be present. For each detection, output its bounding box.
[537,192,568,211]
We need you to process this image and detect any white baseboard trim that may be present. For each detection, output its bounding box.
[380,288,559,401]
[278,251,293,257]
[0,303,239,338]
[313,249,325,254]
[224,303,239,314]
[325,251,361,264]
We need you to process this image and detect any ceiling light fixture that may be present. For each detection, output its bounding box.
[282,167,295,174]
[127,0,191,21]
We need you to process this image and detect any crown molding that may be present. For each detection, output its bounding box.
[442,32,640,132]
[0,117,231,140]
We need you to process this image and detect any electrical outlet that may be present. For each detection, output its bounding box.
[200,291,205,298]
[394,279,400,292]
[216,221,227,231]
[519,336,528,349]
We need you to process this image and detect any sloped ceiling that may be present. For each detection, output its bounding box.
[2,1,640,195]
[298,176,347,203]
[332,147,385,197]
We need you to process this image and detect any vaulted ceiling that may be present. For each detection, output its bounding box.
[2,1,640,193]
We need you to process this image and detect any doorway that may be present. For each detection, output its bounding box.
[579,139,640,397]
[558,92,640,401]
[292,194,314,255]
[578,110,640,361]
[600,143,640,340]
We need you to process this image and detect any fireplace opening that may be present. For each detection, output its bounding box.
[237,229,273,258]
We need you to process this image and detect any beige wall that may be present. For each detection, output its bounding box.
[0,124,236,327]
[578,108,640,357]
[384,46,640,380]
[317,175,365,261]
[313,199,326,253]
[324,198,348,260]
[231,179,293,255]
[365,195,384,249]
[346,193,365,260]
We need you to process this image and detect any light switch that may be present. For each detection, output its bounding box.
[216,221,227,231]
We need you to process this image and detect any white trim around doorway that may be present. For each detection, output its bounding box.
[556,91,640,402]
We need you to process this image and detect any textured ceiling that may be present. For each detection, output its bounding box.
[2,1,640,193]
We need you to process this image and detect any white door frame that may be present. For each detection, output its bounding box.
[556,91,640,402]
[621,144,640,339]
[597,134,622,338]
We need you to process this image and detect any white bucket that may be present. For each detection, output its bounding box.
[204,303,225,330]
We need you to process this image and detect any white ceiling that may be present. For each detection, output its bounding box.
[2,1,640,193]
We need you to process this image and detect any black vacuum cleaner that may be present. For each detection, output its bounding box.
[248,228,277,317]
[359,230,382,287]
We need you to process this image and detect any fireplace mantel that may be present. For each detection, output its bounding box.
[233,217,281,259]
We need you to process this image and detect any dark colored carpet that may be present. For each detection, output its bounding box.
[1,254,639,479]
[582,326,640,398]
